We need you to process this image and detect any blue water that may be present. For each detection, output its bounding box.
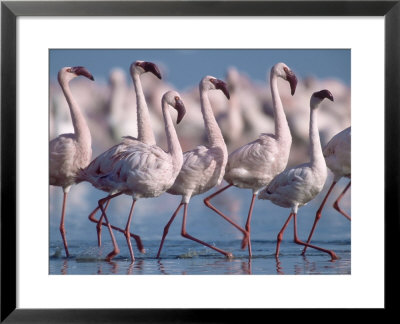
[49,178,351,275]
[49,239,350,275]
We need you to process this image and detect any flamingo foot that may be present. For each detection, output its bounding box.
[225,252,234,259]
[241,233,249,249]
[330,251,339,261]
[105,248,120,262]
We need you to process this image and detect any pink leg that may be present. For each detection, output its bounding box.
[124,200,137,261]
[203,184,248,247]
[241,193,257,257]
[293,212,338,260]
[275,212,294,258]
[302,181,337,255]
[181,203,233,258]
[156,203,184,258]
[333,181,351,220]
[88,194,145,253]
[97,195,120,261]
[59,191,70,257]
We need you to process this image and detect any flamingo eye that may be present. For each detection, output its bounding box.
[66,68,72,73]
[175,96,179,101]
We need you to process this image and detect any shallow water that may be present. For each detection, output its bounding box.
[49,239,350,275]
[49,178,351,275]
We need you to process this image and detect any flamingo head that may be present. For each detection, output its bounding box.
[201,76,230,99]
[109,68,126,86]
[226,67,241,93]
[310,89,334,109]
[272,62,298,96]
[163,91,186,124]
[131,60,162,79]
[58,66,95,84]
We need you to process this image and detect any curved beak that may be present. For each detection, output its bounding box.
[284,67,297,96]
[140,61,162,79]
[71,66,94,81]
[213,79,230,99]
[314,89,334,102]
[175,98,186,124]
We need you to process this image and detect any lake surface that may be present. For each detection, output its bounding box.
[49,179,351,275]
[49,239,350,275]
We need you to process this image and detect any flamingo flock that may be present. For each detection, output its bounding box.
[50,59,350,263]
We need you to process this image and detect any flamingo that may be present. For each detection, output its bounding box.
[156,76,232,258]
[215,67,245,151]
[79,91,186,261]
[301,126,351,255]
[49,66,94,257]
[85,61,162,249]
[258,89,338,260]
[203,62,298,257]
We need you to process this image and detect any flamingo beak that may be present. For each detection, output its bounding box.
[284,67,297,96]
[213,79,230,99]
[71,66,94,81]
[140,62,162,79]
[175,98,186,124]
[314,89,334,102]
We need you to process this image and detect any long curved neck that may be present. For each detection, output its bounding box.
[132,73,156,145]
[162,101,183,170]
[270,72,290,140]
[60,79,91,147]
[200,87,225,148]
[309,107,324,166]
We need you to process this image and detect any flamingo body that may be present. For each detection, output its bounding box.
[323,126,351,181]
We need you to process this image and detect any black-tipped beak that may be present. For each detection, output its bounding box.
[140,61,162,79]
[175,98,186,124]
[284,67,297,96]
[213,79,230,99]
[71,66,94,81]
[314,89,334,102]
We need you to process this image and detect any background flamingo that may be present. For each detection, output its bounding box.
[204,62,298,257]
[302,126,351,255]
[79,91,186,261]
[258,89,337,260]
[49,66,94,257]
[156,76,232,258]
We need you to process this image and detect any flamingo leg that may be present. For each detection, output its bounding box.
[333,181,351,220]
[98,195,120,261]
[87,193,145,253]
[91,199,111,247]
[302,181,337,255]
[242,193,257,257]
[59,191,70,257]
[181,203,233,258]
[275,212,294,258]
[292,212,338,261]
[124,200,137,262]
[203,184,248,246]
[156,203,184,258]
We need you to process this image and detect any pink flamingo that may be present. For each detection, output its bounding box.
[49,66,94,257]
[258,90,338,260]
[85,61,161,251]
[156,76,233,258]
[302,126,351,255]
[203,63,297,257]
[79,91,186,261]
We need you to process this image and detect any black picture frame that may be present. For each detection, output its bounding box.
[1,0,398,322]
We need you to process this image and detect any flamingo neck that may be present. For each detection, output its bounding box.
[162,100,183,172]
[270,72,290,140]
[60,79,91,149]
[132,73,156,145]
[200,87,226,148]
[309,107,324,166]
